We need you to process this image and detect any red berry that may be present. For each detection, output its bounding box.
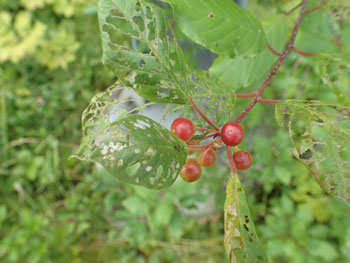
[187,140,198,155]
[199,148,217,167]
[220,122,244,146]
[171,118,195,142]
[180,158,202,182]
[233,149,252,170]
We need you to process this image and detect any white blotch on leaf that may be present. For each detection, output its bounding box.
[117,159,124,167]
[134,148,141,154]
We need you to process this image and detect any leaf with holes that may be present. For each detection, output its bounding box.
[98,0,237,118]
[224,174,267,263]
[320,0,350,22]
[317,53,350,88]
[182,70,237,129]
[71,82,188,189]
[276,100,350,206]
[210,15,289,88]
[164,0,267,58]
[98,0,188,103]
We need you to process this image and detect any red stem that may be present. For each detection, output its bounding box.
[268,44,281,56]
[187,144,211,150]
[293,47,316,56]
[199,133,218,141]
[196,127,218,133]
[235,0,308,123]
[305,5,323,14]
[226,146,237,175]
[258,98,280,104]
[189,97,220,131]
[284,2,302,16]
[236,92,257,98]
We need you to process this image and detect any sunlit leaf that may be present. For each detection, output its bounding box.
[224,174,267,263]
[276,100,350,205]
[165,0,267,58]
[72,82,188,189]
[210,15,289,88]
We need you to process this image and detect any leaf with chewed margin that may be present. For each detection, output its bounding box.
[224,174,268,263]
[276,100,350,206]
[72,82,188,189]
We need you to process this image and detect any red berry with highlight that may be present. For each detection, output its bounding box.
[220,122,244,146]
[180,158,202,182]
[171,118,195,142]
[199,148,217,167]
[233,149,252,170]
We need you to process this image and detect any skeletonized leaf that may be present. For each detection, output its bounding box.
[72,82,188,189]
[317,53,350,87]
[98,0,188,103]
[276,100,350,205]
[165,0,267,58]
[320,0,350,22]
[224,174,267,263]
[183,70,237,128]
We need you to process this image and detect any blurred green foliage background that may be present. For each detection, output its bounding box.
[1,0,350,262]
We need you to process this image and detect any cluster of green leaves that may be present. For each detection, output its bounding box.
[76,0,350,261]
[2,0,350,262]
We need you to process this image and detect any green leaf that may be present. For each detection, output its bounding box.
[341,25,350,53]
[317,53,350,87]
[275,101,283,127]
[224,174,267,263]
[72,82,188,189]
[322,0,350,23]
[122,196,148,215]
[210,15,288,88]
[153,200,174,226]
[98,0,188,103]
[276,100,350,205]
[295,9,337,53]
[166,0,267,58]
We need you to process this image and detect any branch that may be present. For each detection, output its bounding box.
[293,47,316,56]
[284,2,302,16]
[236,92,257,98]
[305,5,323,14]
[226,146,237,175]
[187,144,211,150]
[196,127,218,133]
[189,96,220,131]
[268,44,281,56]
[235,0,309,123]
[258,98,280,104]
[199,133,217,141]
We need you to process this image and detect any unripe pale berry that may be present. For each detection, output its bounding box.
[199,148,217,167]
[180,158,202,182]
[233,149,252,170]
[171,118,195,142]
[220,122,244,146]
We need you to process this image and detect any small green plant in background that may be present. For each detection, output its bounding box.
[73,0,350,262]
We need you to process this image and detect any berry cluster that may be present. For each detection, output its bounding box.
[171,113,252,183]
[171,118,217,182]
